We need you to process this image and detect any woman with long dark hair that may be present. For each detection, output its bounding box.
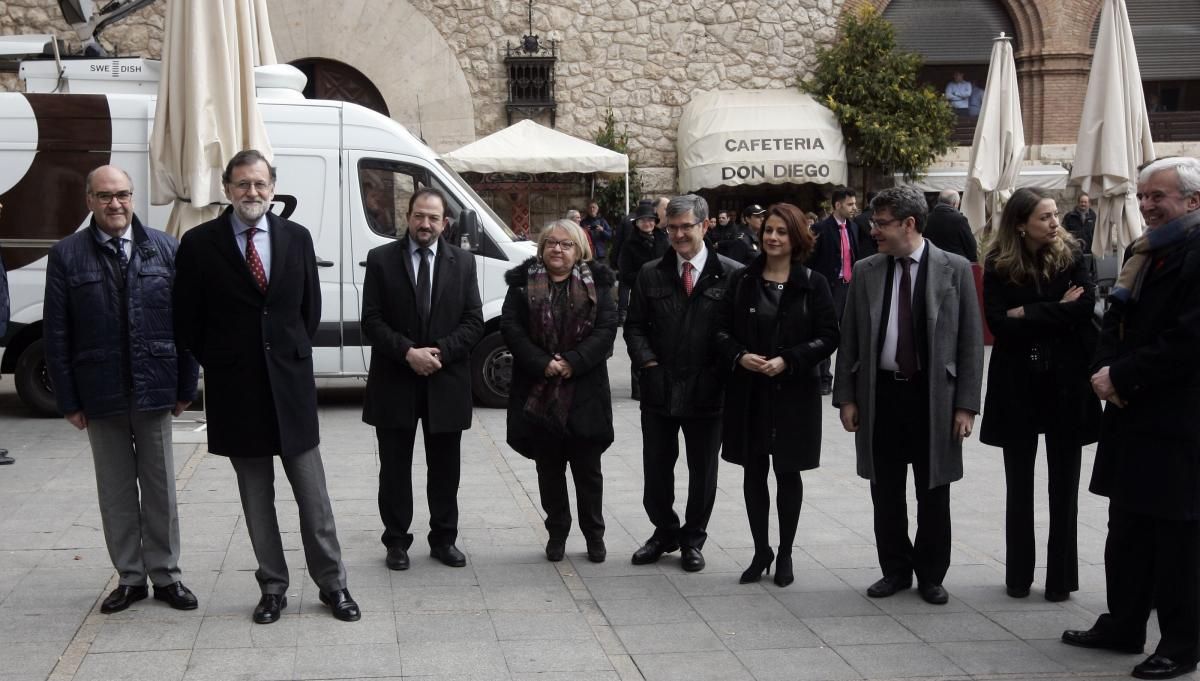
[980,188,1101,602]
[716,203,839,587]
[501,219,618,563]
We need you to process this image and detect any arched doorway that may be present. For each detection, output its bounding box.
[290,58,389,117]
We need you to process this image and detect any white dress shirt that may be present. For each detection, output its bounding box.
[676,245,709,283]
[879,239,926,372]
[232,213,271,284]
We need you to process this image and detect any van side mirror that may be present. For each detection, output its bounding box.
[456,208,480,251]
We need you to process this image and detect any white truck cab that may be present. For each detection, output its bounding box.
[0,53,528,414]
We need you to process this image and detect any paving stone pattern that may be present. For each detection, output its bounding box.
[0,341,1190,680]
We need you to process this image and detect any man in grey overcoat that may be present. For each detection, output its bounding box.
[833,185,984,605]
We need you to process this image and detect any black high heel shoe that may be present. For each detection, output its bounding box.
[739,549,775,584]
[774,553,794,587]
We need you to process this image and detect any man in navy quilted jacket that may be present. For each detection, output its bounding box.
[43,166,199,615]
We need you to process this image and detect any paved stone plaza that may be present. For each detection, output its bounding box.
[0,341,1191,681]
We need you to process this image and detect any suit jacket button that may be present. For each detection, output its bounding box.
[265,343,271,351]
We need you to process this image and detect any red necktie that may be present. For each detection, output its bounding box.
[839,222,852,282]
[682,261,694,296]
[244,227,268,292]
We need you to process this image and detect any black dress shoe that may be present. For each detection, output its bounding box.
[773,554,794,588]
[918,582,949,605]
[739,549,774,584]
[1044,589,1070,602]
[1006,585,1030,598]
[1133,655,1198,680]
[631,537,679,565]
[680,546,705,572]
[319,588,361,622]
[431,544,467,567]
[1061,628,1144,653]
[586,540,607,563]
[385,546,409,571]
[0,448,13,464]
[866,575,912,598]
[152,582,198,610]
[100,585,148,613]
[545,538,565,562]
[252,593,286,624]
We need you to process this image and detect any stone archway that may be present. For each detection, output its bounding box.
[266,0,476,152]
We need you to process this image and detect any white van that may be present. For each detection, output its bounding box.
[0,54,528,414]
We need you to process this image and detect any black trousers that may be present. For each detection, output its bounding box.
[376,385,462,550]
[1002,430,1081,594]
[534,445,605,542]
[871,372,951,585]
[819,278,849,381]
[1094,505,1200,664]
[641,411,721,549]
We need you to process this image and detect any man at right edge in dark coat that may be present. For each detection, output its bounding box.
[1062,156,1200,681]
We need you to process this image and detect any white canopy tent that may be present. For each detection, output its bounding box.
[895,164,1068,193]
[443,119,630,214]
[676,89,847,193]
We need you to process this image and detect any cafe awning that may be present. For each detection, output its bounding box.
[676,89,847,193]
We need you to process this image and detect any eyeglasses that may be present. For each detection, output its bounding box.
[231,180,273,194]
[664,221,703,233]
[409,212,444,224]
[869,217,903,230]
[90,191,133,204]
[544,238,577,252]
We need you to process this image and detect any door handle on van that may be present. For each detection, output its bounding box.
[316,258,334,268]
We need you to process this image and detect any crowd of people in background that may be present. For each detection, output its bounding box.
[6,150,1200,681]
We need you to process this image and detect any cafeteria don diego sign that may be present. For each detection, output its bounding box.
[676,89,848,192]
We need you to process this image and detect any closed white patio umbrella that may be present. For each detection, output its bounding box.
[150,0,277,237]
[962,33,1024,238]
[1069,0,1155,258]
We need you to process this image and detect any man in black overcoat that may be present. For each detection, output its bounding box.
[361,187,484,571]
[174,150,359,625]
[624,194,741,572]
[1063,156,1200,680]
[923,189,978,262]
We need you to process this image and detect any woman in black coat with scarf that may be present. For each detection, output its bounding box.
[716,203,839,587]
[980,187,1101,602]
[501,219,618,564]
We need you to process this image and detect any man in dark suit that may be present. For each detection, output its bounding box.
[361,187,484,571]
[173,150,359,625]
[1062,193,1097,254]
[625,194,741,572]
[833,185,983,605]
[1062,157,1200,680]
[924,190,978,262]
[853,192,878,260]
[808,187,860,394]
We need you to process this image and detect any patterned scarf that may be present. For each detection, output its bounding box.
[1110,210,1200,303]
[523,261,598,434]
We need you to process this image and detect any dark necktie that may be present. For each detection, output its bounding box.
[244,227,268,292]
[895,256,918,378]
[109,237,128,270]
[682,261,694,296]
[417,247,432,319]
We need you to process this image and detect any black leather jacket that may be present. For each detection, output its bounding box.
[624,247,742,417]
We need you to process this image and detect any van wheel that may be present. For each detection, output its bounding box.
[471,331,511,409]
[15,339,59,417]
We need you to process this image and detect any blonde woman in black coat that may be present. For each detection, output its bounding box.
[501,219,618,564]
[716,203,840,587]
[980,188,1101,602]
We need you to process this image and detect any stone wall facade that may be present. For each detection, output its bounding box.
[4,0,1189,195]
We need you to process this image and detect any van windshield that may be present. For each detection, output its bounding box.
[436,160,517,241]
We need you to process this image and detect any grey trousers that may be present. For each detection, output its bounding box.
[87,408,182,587]
[230,447,347,595]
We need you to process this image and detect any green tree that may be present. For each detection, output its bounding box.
[802,6,955,181]
[592,108,641,223]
